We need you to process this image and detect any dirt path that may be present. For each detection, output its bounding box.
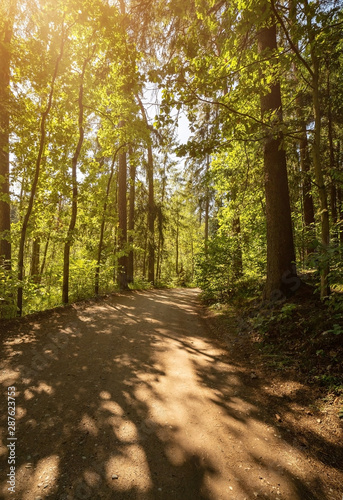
[0,288,342,500]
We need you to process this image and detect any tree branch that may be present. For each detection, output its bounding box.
[270,0,314,79]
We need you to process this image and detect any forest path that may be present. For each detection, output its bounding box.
[0,288,342,500]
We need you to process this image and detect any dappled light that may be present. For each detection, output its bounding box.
[1,289,342,499]
[1,0,343,497]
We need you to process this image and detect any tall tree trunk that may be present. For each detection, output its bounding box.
[30,238,40,283]
[204,155,210,252]
[0,1,15,268]
[127,148,136,283]
[309,53,330,297]
[136,96,155,284]
[327,72,337,235]
[297,95,315,258]
[337,142,343,244]
[147,144,155,284]
[289,0,315,242]
[258,18,296,300]
[312,74,330,297]
[156,158,166,283]
[296,88,315,244]
[275,0,330,297]
[191,236,194,280]
[40,235,49,276]
[231,186,243,278]
[175,211,179,277]
[17,30,65,316]
[117,145,129,290]
[142,228,147,279]
[300,118,315,227]
[232,216,243,278]
[62,58,88,304]
[156,205,164,283]
[338,186,343,244]
[95,150,118,295]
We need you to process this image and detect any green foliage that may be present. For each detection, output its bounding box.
[129,277,154,291]
[2,0,343,319]
[279,303,298,320]
[327,324,343,336]
[194,237,233,300]
[0,267,18,319]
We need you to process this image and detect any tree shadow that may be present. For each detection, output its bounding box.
[0,289,342,499]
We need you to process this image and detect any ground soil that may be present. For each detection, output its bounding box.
[0,288,342,499]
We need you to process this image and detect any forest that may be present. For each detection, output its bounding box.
[1,2,343,497]
[1,0,343,318]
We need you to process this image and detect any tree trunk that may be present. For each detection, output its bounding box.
[296,90,315,238]
[338,186,343,244]
[327,73,337,234]
[156,206,163,284]
[156,157,167,283]
[147,144,155,284]
[337,142,343,244]
[95,152,117,295]
[136,96,155,285]
[30,238,40,283]
[232,216,243,278]
[40,235,49,276]
[17,31,65,316]
[127,148,136,283]
[297,96,315,257]
[289,0,315,242]
[298,0,330,297]
[0,2,15,268]
[311,60,330,297]
[204,155,210,252]
[117,146,128,290]
[175,212,179,277]
[62,58,87,304]
[142,228,147,279]
[300,126,315,227]
[258,19,296,300]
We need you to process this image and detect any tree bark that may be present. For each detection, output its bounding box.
[156,156,167,283]
[232,216,243,278]
[258,19,296,300]
[127,148,136,284]
[327,72,337,233]
[117,145,129,290]
[40,235,49,276]
[175,210,179,277]
[312,68,330,297]
[0,2,14,268]
[337,142,343,244]
[147,144,155,284]
[30,238,40,283]
[204,155,210,252]
[338,186,343,244]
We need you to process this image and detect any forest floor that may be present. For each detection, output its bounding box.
[0,288,342,500]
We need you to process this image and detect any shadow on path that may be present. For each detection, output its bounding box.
[0,289,342,499]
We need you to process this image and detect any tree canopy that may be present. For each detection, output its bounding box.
[1,0,343,317]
